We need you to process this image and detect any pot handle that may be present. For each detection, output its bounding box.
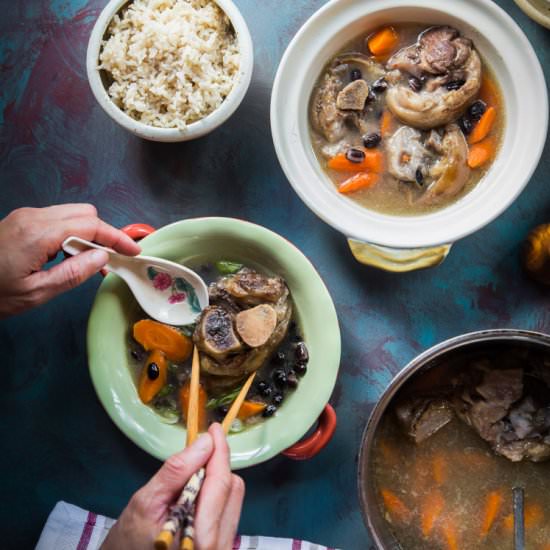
[282,404,337,460]
[98,223,156,277]
[348,238,452,272]
[121,223,156,240]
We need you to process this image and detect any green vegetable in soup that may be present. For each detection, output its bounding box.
[156,384,176,399]
[179,324,196,338]
[206,386,243,409]
[215,261,243,275]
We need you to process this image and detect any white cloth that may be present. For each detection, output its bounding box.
[35,501,338,550]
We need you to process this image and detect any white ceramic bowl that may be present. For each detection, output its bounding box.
[271,0,548,271]
[87,0,253,142]
[515,0,550,29]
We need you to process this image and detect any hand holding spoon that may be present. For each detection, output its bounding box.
[62,236,208,325]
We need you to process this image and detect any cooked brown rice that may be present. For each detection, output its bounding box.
[99,0,240,129]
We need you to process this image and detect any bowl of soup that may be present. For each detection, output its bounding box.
[87,218,340,468]
[271,0,547,271]
[358,329,550,548]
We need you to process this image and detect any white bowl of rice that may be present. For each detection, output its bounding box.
[87,0,253,142]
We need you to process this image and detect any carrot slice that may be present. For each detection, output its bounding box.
[180,381,208,432]
[481,490,504,537]
[468,138,496,169]
[237,400,267,420]
[421,491,445,537]
[328,150,384,173]
[503,503,544,532]
[432,454,447,486]
[380,489,412,524]
[440,517,459,550]
[468,106,496,144]
[368,27,399,56]
[380,110,394,138]
[338,172,379,194]
[138,349,168,404]
[133,319,192,362]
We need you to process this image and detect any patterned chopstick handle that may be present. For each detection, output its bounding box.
[179,506,196,550]
[158,467,206,540]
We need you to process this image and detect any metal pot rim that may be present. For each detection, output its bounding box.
[357,328,550,549]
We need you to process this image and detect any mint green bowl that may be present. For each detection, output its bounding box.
[87,217,341,469]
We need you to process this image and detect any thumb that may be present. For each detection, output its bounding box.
[31,249,109,301]
[142,432,214,505]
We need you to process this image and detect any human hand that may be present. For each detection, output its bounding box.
[101,423,245,550]
[0,204,141,318]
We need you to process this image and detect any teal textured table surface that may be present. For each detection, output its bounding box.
[1,1,550,548]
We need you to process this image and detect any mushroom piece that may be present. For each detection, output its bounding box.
[421,123,470,204]
[336,79,370,111]
[194,305,243,360]
[385,26,482,129]
[387,126,432,182]
[235,304,277,348]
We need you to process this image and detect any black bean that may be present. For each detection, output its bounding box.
[366,90,376,104]
[286,370,299,389]
[261,385,273,398]
[350,68,362,81]
[415,168,424,186]
[294,362,308,376]
[469,99,487,121]
[273,351,286,364]
[257,381,267,392]
[459,116,474,135]
[345,148,366,164]
[372,77,388,93]
[147,362,160,380]
[408,77,424,92]
[294,342,309,364]
[363,133,382,149]
[262,405,277,417]
[274,369,287,387]
[130,349,143,361]
[273,393,284,405]
[216,405,229,420]
[446,79,466,91]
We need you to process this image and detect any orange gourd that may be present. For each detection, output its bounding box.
[138,349,168,404]
[133,319,192,362]
[237,400,267,420]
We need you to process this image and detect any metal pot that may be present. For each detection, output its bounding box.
[357,329,550,549]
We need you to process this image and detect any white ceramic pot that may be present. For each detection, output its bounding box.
[271,0,548,272]
[87,0,253,142]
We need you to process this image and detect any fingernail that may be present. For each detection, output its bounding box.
[90,249,109,266]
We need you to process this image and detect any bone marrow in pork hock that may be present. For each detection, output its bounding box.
[193,268,292,395]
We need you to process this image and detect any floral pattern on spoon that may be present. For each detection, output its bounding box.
[147,266,202,312]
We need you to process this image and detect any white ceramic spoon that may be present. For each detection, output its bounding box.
[62,236,209,326]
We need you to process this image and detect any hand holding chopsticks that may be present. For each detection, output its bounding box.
[154,348,252,550]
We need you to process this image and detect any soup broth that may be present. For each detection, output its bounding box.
[371,345,550,549]
[309,23,504,216]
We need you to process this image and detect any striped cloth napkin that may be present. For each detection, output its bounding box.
[35,502,339,550]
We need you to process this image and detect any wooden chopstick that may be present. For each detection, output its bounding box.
[155,347,201,550]
[155,359,256,550]
[178,372,257,550]
[186,346,201,445]
[221,372,256,434]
